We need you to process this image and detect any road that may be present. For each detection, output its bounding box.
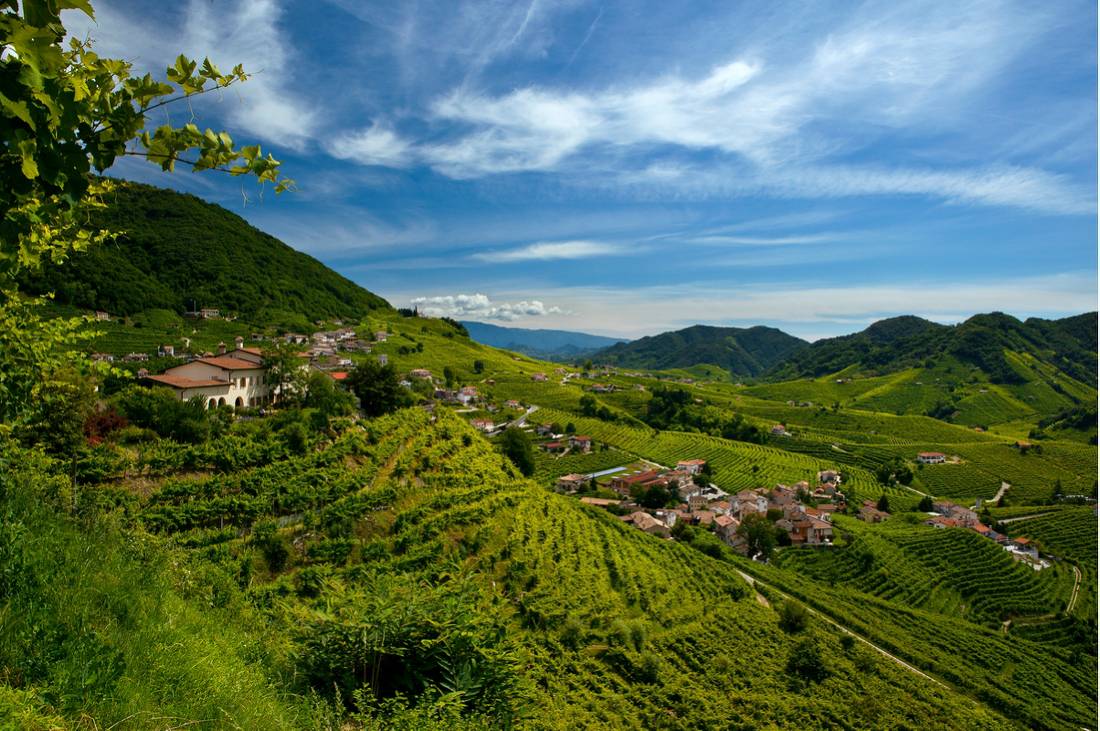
[1066,564,1083,614]
[987,481,1011,506]
[733,569,947,688]
[998,511,1058,524]
[509,404,539,429]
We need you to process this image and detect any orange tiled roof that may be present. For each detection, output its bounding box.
[146,374,227,389]
[197,356,262,371]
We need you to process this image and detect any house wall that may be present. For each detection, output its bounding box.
[166,362,273,408]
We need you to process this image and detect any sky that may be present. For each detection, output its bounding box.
[66,0,1097,340]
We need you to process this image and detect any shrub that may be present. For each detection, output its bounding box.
[778,599,810,633]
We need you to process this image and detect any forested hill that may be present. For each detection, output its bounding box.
[595,324,808,377]
[766,312,1098,384]
[18,181,391,324]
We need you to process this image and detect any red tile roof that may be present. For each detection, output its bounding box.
[197,356,262,371]
[146,374,227,389]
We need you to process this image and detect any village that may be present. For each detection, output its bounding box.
[99,323,1049,570]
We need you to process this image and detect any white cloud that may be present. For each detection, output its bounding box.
[604,160,1096,215]
[65,0,317,150]
[409,293,567,321]
[326,124,413,167]
[395,0,1037,176]
[322,1,1092,215]
[472,240,623,263]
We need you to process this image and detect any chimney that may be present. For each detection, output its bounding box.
[234,335,244,349]
[217,341,227,355]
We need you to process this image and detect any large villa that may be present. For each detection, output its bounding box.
[143,342,276,409]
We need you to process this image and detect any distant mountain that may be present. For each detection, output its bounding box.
[594,324,808,377]
[461,321,627,361]
[766,312,1098,385]
[19,181,391,329]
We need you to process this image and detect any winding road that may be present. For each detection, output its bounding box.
[733,569,947,688]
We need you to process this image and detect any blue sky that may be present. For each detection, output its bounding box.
[68,0,1097,339]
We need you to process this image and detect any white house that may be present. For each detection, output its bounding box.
[145,353,274,409]
[917,452,946,464]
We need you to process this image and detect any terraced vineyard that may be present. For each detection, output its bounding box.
[736,553,1098,730]
[1004,508,1098,623]
[776,517,1072,627]
[71,408,1020,729]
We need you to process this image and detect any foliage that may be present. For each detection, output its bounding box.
[498,426,535,477]
[737,512,777,560]
[0,443,301,728]
[112,384,219,443]
[347,360,411,417]
[0,0,288,431]
[302,372,356,420]
[778,599,810,633]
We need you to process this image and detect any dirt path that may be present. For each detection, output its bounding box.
[734,569,946,688]
[987,481,1011,506]
[1066,564,1083,614]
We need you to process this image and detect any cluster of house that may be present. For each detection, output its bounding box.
[294,327,373,359]
[922,500,1045,568]
[569,462,846,554]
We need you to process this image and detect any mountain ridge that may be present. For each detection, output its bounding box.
[594,324,809,377]
[767,311,1098,384]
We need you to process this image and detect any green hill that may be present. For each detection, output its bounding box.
[18,181,391,328]
[767,312,1097,386]
[595,324,808,377]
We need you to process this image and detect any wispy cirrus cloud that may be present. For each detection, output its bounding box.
[325,0,1093,216]
[66,0,318,150]
[472,240,624,263]
[610,161,1096,215]
[409,293,568,321]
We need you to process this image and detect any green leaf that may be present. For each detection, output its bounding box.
[18,140,39,179]
[0,92,36,131]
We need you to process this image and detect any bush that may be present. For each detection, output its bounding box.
[778,599,810,633]
[786,636,829,683]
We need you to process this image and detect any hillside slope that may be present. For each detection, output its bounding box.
[595,324,808,377]
[19,181,391,326]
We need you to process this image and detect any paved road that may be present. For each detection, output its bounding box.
[999,511,1059,524]
[733,569,947,688]
[510,404,539,428]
